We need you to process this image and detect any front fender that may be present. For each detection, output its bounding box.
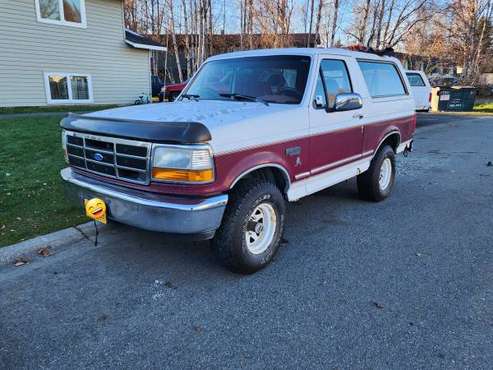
[215,149,292,190]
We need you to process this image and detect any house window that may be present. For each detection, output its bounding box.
[45,73,93,104]
[35,0,86,28]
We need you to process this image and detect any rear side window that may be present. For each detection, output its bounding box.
[406,72,426,87]
[358,61,406,98]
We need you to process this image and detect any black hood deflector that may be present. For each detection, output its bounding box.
[60,113,211,144]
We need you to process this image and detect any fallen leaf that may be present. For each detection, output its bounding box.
[164,281,177,289]
[372,301,384,309]
[192,324,204,333]
[14,257,29,267]
[37,247,51,257]
[97,313,109,322]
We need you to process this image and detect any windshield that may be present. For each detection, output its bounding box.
[184,55,311,104]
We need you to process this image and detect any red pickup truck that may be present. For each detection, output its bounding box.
[159,81,187,102]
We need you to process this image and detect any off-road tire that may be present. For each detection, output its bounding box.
[211,178,286,274]
[357,145,396,202]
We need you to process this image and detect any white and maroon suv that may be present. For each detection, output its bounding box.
[61,48,415,273]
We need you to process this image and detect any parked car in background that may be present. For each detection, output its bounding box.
[151,76,164,98]
[429,75,459,88]
[159,80,188,102]
[61,48,415,273]
[406,70,432,111]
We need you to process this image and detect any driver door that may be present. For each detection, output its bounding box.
[308,57,364,179]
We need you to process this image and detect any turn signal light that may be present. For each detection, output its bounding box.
[152,168,214,183]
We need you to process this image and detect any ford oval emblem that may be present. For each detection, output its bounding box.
[93,153,104,162]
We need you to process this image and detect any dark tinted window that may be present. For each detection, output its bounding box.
[185,56,311,104]
[358,61,406,97]
[406,72,425,87]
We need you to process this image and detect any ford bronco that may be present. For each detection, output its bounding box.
[61,48,415,274]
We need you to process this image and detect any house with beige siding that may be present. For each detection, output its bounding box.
[0,0,165,107]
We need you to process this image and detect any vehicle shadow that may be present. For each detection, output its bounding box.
[86,179,362,280]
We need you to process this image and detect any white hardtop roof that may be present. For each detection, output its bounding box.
[207,47,397,63]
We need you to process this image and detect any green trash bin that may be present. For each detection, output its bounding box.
[437,87,477,112]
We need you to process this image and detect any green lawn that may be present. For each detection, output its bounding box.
[0,104,120,115]
[0,116,87,247]
[474,102,493,113]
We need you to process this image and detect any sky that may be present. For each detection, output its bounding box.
[218,0,354,43]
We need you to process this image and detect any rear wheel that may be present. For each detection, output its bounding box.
[211,178,285,274]
[357,145,396,202]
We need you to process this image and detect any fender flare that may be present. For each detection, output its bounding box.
[375,129,401,154]
[229,163,291,191]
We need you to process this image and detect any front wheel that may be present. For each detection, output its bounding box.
[211,179,285,274]
[357,145,396,202]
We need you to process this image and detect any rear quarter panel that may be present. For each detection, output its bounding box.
[353,57,416,152]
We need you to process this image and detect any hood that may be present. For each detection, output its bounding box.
[86,100,294,131]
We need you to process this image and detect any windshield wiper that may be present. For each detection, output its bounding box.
[219,93,269,106]
[180,93,200,101]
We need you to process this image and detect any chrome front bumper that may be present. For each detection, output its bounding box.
[61,167,227,238]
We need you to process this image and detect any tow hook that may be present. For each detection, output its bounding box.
[403,140,414,157]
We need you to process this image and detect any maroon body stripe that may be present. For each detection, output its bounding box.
[73,115,415,197]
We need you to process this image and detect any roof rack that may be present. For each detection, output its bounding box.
[344,45,396,57]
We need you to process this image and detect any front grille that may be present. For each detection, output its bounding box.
[65,131,151,184]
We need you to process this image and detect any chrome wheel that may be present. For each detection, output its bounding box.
[245,203,277,255]
[379,157,392,191]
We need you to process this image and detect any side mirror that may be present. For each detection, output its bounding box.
[333,93,363,112]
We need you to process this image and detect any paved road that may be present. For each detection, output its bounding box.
[1,115,493,369]
[416,112,491,127]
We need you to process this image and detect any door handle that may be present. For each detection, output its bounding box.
[353,113,364,119]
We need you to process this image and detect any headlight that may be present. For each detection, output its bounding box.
[152,145,214,183]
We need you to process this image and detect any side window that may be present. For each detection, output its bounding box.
[314,59,352,108]
[358,61,406,98]
[406,73,425,87]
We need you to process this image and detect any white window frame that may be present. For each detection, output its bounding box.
[44,72,93,104]
[35,0,87,28]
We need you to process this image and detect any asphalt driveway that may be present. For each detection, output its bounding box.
[1,114,492,369]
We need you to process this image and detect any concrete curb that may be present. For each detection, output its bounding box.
[0,221,104,265]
